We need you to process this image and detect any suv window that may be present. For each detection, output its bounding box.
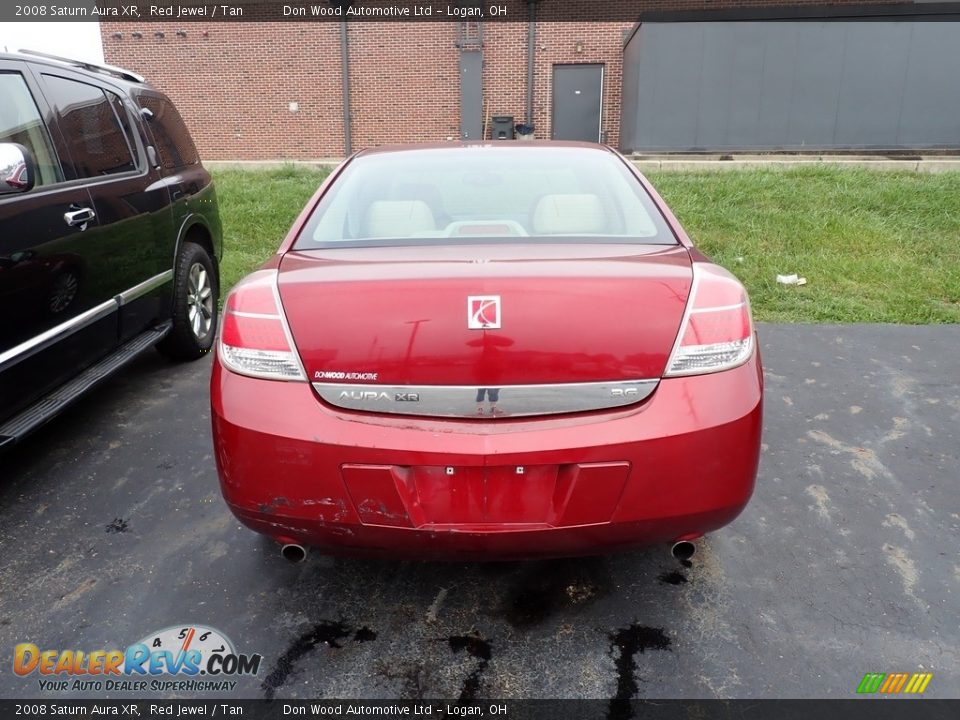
[0,72,62,187]
[107,90,140,160]
[138,95,200,169]
[42,74,137,179]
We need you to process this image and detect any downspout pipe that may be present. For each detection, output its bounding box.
[340,21,352,156]
[525,0,537,127]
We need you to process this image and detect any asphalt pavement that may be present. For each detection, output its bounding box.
[0,324,957,700]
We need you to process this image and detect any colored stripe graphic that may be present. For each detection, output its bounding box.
[857,672,932,694]
[892,673,909,693]
[857,673,885,693]
[880,674,897,693]
[912,673,933,694]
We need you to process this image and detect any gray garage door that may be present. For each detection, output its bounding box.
[620,20,960,152]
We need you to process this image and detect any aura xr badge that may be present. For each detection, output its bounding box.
[468,295,501,329]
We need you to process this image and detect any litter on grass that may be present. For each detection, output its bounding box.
[777,273,808,286]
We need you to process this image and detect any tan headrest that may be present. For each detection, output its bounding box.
[363,200,436,238]
[532,194,606,235]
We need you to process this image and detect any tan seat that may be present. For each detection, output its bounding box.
[363,200,436,238]
[532,193,606,235]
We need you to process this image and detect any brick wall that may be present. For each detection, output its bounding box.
[101,22,347,159]
[348,23,461,148]
[101,0,905,160]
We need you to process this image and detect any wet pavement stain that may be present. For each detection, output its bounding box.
[500,559,610,628]
[374,659,428,700]
[447,630,492,701]
[607,624,671,719]
[353,626,377,642]
[261,621,376,700]
[658,571,688,585]
[105,518,128,534]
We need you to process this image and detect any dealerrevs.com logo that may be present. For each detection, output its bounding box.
[13,624,262,693]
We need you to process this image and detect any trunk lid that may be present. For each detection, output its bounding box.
[277,245,692,396]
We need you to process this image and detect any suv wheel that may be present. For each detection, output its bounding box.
[157,241,219,361]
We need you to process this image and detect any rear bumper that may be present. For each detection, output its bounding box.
[211,349,763,560]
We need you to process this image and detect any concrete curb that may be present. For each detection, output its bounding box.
[631,155,960,173]
[204,156,960,173]
[205,159,342,171]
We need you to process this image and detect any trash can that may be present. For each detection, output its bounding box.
[490,116,514,140]
[515,123,535,141]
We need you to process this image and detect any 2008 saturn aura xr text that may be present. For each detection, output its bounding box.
[210,142,763,560]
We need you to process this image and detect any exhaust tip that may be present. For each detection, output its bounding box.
[281,543,307,563]
[671,541,696,562]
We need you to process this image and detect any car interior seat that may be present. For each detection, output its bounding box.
[531,193,607,235]
[394,183,452,229]
[362,200,437,238]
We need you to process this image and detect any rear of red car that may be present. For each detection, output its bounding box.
[210,144,762,560]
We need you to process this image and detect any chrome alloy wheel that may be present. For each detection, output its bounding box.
[186,262,214,339]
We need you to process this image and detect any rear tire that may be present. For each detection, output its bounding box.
[157,242,219,361]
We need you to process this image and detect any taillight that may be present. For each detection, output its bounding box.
[665,263,754,377]
[218,270,306,381]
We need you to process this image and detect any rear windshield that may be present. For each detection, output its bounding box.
[296,148,677,249]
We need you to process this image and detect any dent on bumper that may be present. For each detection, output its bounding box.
[210,351,763,558]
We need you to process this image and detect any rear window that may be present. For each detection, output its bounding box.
[296,148,677,249]
[138,95,200,169]
[42,74,137,178]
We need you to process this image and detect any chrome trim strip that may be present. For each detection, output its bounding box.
[0,299,117,372]
[116,270,173,306]
[0,271,173,371]
[228,311,280,320]
[692,302,747,314]
[313,379,659,418]
[16,48,146,83]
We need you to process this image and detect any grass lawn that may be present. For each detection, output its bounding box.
[214,166,332,297]
[648,168,960,323]
[213,166,960,324]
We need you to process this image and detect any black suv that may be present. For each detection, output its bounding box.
[0,50,222,449]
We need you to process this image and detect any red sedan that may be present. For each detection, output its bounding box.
[211,143,762,561]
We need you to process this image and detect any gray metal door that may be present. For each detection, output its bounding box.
[551,64,603,141]
[459,51,482,141]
